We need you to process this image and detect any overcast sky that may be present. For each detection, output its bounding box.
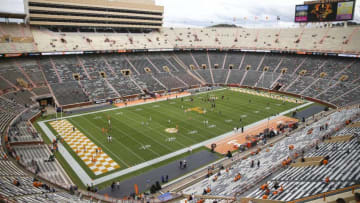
[0,0,359,27]
[155,0,360,28]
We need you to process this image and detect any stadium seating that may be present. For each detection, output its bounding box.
[77,55,113,80]
[4,90,35,107]
[107,76,143,97]
[2,22,360,202]
[15,59,47,87]
[133,74,166,92]
[50,82,89,105]
[246,128,360,201]
[154,72,186,90]
[1,24,360,54]
[0,97,24,133]
[0,51,358,108]
[173,71,201,87]
[196,69,213,84]
[14,192,87,203]
[242,71,262,87]
[32,86,51,96]
[182,108,360,198]
[227,70,245,84]
[13,145,73,188]
[8,121,42,143]
[81,79,119,101]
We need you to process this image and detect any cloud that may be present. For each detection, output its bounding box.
[156,0,360,28]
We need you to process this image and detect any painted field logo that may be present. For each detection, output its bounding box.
[187,130,198,134]
[139,145,151,150]
[165,128,178,134]
[185,107,205,114]
[166,137,176,142]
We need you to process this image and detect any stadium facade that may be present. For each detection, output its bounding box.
[27,0,163,31]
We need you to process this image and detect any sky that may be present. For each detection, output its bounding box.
[155,0,360,28]
[0,0,359,28]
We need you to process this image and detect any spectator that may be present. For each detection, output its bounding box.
[273,181,279,190]
[354,192,360,203]
[324,176,330,184]
[336,198,346,203]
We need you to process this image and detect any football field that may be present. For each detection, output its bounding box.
[45,88,302,177]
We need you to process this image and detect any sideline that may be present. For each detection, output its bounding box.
[40,88,227,123]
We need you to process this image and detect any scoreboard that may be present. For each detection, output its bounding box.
[295,0,355,22]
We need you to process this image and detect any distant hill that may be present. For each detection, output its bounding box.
[208,24,241,28]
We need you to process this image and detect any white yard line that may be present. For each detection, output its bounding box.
[38,96,313,185]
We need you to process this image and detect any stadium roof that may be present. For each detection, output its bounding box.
[0,12,26,19]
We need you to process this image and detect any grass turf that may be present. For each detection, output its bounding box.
[44,89,301,178]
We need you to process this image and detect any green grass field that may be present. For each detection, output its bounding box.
[45,88,302,178]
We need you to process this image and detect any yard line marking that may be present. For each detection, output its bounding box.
[121,110,188,149]
[79,116,149,162]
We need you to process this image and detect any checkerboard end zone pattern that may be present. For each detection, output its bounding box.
[49,119,120,175]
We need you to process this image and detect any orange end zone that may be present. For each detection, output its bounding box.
[114,92,191,107]
[206,116,299,154]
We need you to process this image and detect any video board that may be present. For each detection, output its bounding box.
[295,1,355,22]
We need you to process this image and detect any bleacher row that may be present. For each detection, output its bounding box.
[0,95,86,202]
[246,127,360,201]
[0,121,88,202]
[1,52,360,107]
[1,23,360,54]
[182,108,360,201]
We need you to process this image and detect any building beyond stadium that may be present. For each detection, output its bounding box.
[26,0,163,31]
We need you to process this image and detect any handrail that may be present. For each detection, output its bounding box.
[287,184,360,203]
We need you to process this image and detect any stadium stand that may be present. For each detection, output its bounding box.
[4,90,35,107]
[182,108,360,200]
[13,145,73,188]
[107,76,143,97]
[50,82,89,106]
[246,126,360,201]
[1,8,360,201]
[81,79,119,101]
[8,121,42,143]
[154,72,185,90]
[133,74,166,92]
